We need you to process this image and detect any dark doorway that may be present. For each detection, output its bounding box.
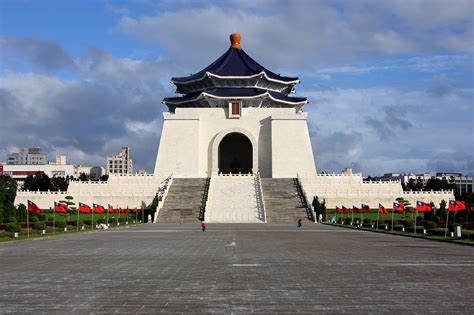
[218,133,252,174]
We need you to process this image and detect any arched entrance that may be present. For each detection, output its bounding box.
[218,133,252,174]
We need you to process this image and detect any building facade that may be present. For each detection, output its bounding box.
[436,173,473,195]
[7,148,46,165]
[107,147,132,175]
[155,33,316,178]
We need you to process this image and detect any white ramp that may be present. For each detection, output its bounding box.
[205,175,264,223]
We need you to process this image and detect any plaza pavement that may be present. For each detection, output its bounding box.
[0,223,473,314]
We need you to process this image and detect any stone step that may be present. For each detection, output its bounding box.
[261,178,311,223]
[157,178,209,223]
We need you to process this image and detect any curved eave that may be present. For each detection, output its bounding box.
[163,91,308,107]
[172,71,300,86]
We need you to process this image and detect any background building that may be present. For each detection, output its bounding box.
[436,173,473,195]
[7,148,46,165]
[107,147,132,175]
[90,166,105,180]
[55,155,67,165]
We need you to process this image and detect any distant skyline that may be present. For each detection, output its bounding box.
[1,0,473,175]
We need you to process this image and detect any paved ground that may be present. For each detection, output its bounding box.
[1,223,473,314]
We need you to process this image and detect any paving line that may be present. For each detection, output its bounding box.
[108,229,360,233]
[379,263,474,267]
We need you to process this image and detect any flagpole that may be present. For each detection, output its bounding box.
[414,210,418,235]
[53,209,56,235]
[92,208,94,231]
[376,209,379,230]
[27,208,29,238]
[351,211,353,224]
[391,208,394,232]
[107,207,109,226]
[77,208,79,232]
[135,210,138,226]
[444,208,450,238]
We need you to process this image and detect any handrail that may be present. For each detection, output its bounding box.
[255,171,267,223]
[203,177,214,221]
[199,178,211,221]
[154,174,173,223]
[297,174,316,222]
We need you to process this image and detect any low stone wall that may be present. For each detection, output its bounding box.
[299,174,454,208]
[15,174,165,209]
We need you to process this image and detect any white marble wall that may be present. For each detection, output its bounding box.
[299,174,454,209]
[154,107,317,178]
[15,174,165,209]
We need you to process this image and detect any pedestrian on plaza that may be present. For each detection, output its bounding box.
[201,221,207,232]
[297,218,302,228]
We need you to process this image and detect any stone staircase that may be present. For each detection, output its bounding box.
[156,178,208,223]
[261,178,312,223]
[205,175,264,223]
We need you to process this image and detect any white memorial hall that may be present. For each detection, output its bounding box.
[16,34,453,223]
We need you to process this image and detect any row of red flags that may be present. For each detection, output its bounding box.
[27,200,141,216]
[335,200,467,214]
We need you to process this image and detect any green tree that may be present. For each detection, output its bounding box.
[22,172,53,191]
[396,197,412,218]
[17,203,27,222]
[403,178,424,191]
[437,199,447,221]
[78,173,90,181]
[51,176,69,191]
[0,175,17,223]
[424,178,455,192]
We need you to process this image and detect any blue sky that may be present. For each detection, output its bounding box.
[1,0,473,175]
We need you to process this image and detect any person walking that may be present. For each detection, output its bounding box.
[201,221,207,232]
[297,218,302,228]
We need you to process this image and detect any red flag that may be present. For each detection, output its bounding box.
[336,207,342,214]
[79,202,92,214]
[362,204,370,212]
[115,209,119,217]
[54,202,68,213]
[378,203,386,214]
[353,206,360,213]
[108,204,114,213]
[134,208,138,214]
[125,208,130,216]
[27,200,41,214]
[93,203,105,213]
[342,206,348,213]
[448,200,466,211]
[415,201,431,212]
[393,202,405,212]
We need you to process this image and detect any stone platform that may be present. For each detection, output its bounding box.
[1,224,473,313]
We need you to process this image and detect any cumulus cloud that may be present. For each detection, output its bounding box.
[1,37,74,72]
[306,84,473,175]
[0,38,171,171]
[115,0,473,73]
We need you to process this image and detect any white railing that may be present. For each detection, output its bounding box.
[203,178,212,221]
[154,174,173,223]
[17,190,68,195]
[254,171,267,223]
[217,172,254,177]
[403,189,454,195]
[297,174,316,222]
